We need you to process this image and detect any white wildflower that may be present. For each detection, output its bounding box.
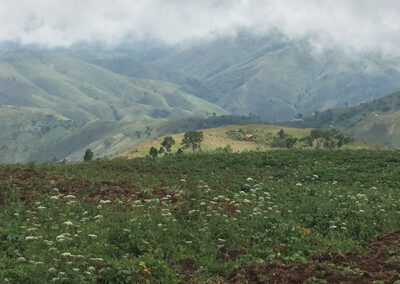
[64,195,76,199]
[60,252,73,257]
[25,236,39,240]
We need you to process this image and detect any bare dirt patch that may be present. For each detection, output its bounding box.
[228,231,400,283]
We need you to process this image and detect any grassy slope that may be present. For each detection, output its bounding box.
[0,105,79,163]
[294,91,400,148]
[0,105,173,163]
[77,54,225,103]
[0,105,274,163]
[0,50,227,122]
[158,33,400,120]
[120,124,369,159]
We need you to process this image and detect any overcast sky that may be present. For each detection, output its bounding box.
[1,0,400,57]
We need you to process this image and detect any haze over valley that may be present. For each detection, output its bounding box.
[1,1,400,163]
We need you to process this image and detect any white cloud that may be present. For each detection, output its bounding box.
[1,0,400,56]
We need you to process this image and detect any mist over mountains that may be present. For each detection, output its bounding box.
[1,1,400,162]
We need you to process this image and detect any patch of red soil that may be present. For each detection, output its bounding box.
[178,258,197,283]
[212,200,237,214]
[218,247,247,262]
[228,231,400,283]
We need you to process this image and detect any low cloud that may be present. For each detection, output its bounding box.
[1,0,400,56]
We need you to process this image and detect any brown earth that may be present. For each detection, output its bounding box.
[227,231,400,284]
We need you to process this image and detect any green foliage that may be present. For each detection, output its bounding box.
[83,149,93,162]
[285,137,298,149]
[278,128,287,139]
[181,131,204,152]
[271,129,352,149]
[1,150,400,282]
[148,146,158,158]
[215,145,233,153]
[161,136,175,153]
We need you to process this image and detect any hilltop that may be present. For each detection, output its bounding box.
[120,124,371,159]
[291,91,400,148]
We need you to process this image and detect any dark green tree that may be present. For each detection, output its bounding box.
[278,129,287,139]
[161,136,175,152]
[83,149,93,162]
[181,131,204,152]
[285,137,298,149]
[299,136,313,147]
[149,147,158,158]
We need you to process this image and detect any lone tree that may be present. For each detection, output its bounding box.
[83,149,93,162]
[161,136,175,153]
[149,146,158,158]
[278,129,287,139]
[181,130,204,152]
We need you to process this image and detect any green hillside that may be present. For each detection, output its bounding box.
[0,105,80,163]
[0,50,227,122]
[0,107,270,163]
[156,33,400,120]
[290,91,400,148]
[121,124,370,159]
[0,105,172,163]
[75,53,225,103]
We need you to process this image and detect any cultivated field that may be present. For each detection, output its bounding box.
[1,150,400,283]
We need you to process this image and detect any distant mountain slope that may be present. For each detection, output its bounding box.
[0,50,227,121]
[157,33,400,120]
[291,91,400,148]
[0,104,171,163]
[0,105,80,163]
[74,53,224,103]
